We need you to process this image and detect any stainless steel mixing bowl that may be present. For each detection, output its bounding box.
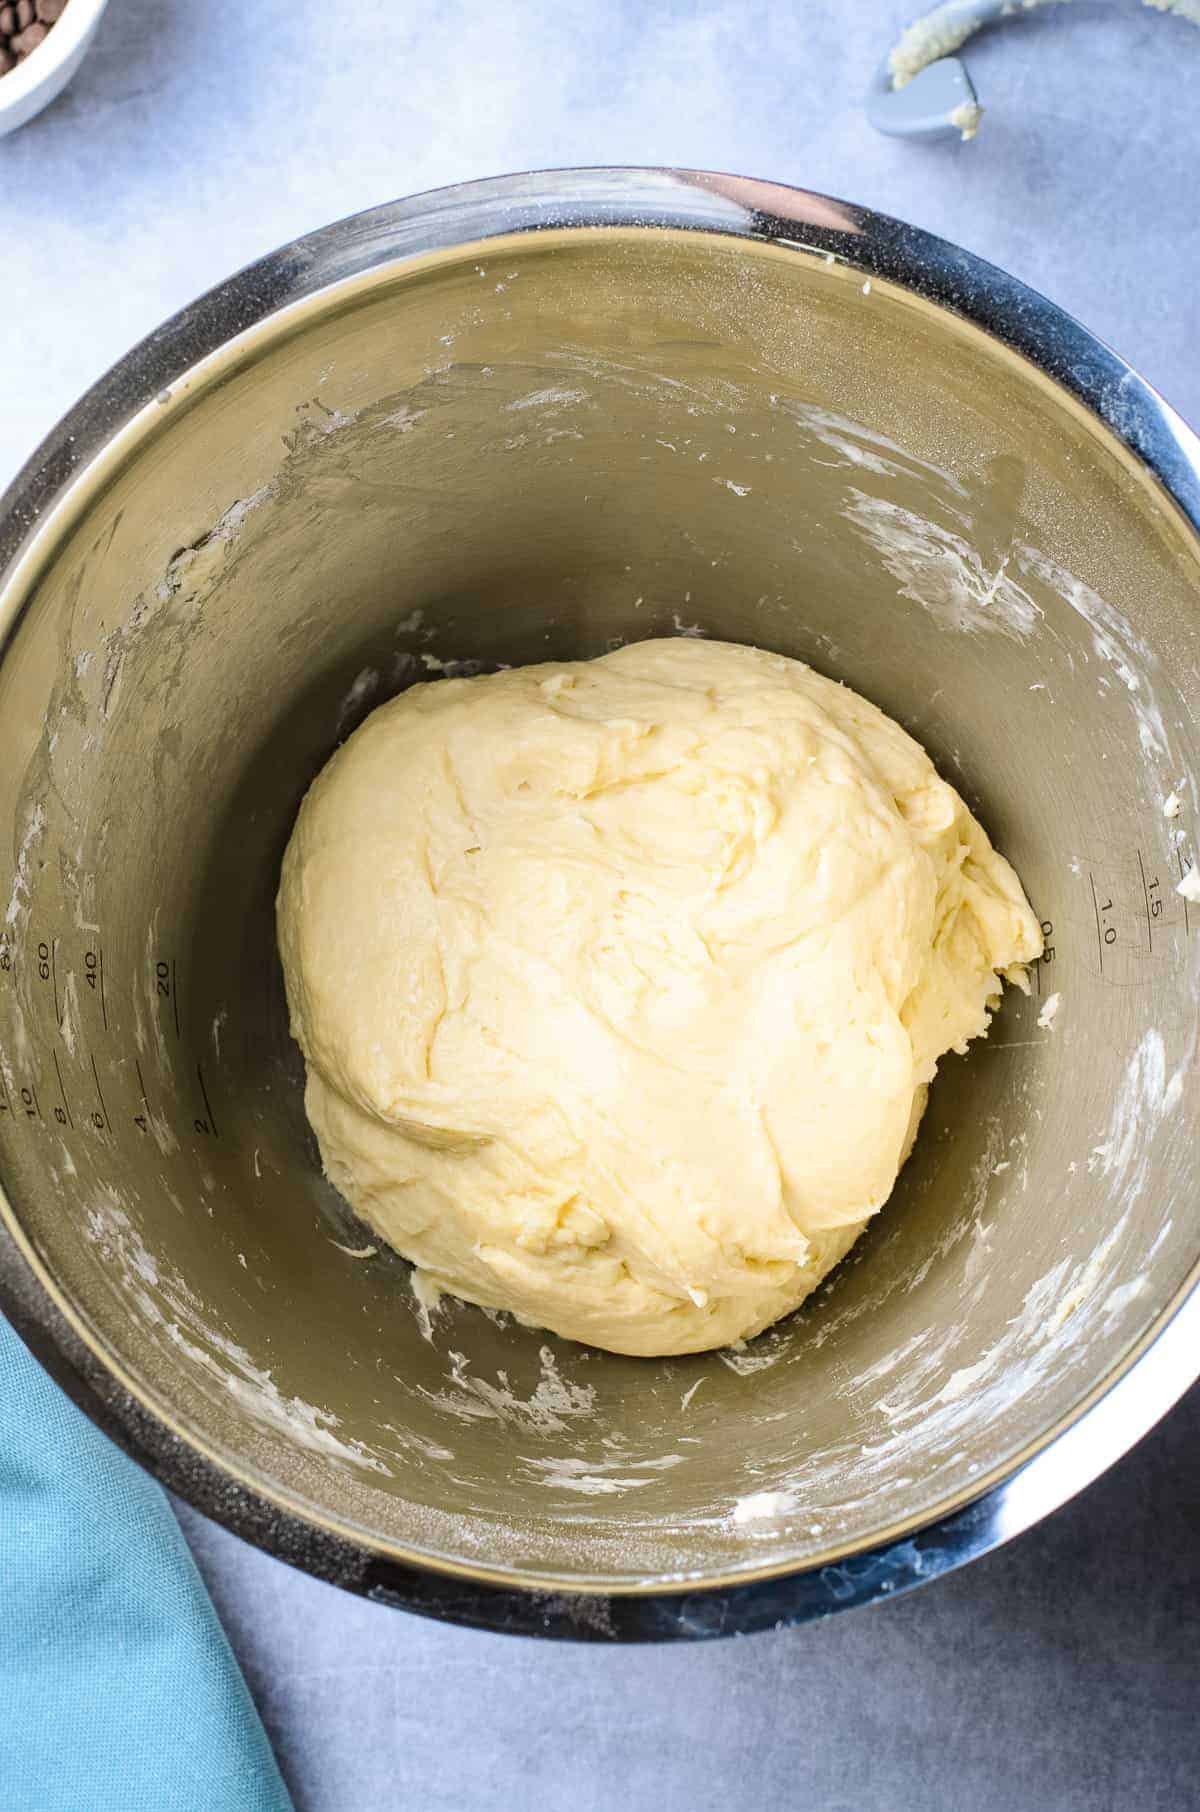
[1,170,1197,1640]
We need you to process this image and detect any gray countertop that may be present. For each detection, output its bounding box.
[4,2,1199,1807]
[175,1392,1199,1812]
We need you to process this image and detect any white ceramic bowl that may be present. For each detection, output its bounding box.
[0,0,109,137]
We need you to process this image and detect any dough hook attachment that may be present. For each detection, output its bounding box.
[865,0,1198,142]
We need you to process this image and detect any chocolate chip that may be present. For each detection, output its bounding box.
[11,17,46,52]
[0,0,67,69]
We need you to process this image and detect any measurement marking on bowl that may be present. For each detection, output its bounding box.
[195,1063,220,1140]
[1086,848,1191,985]
[1178,851,1193,935]
[84,944,108,1030]
[1136,850,1158,954]
[153,956,181,1039]
[88,1052,111,1133]
[1033,919,1055,995]
[50,1049,73,1129]
[0,920,220,1150]
[1090,873,1115,974]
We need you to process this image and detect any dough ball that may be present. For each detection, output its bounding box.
[277,639,1041,1356]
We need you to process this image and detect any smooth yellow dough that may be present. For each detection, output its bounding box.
[277,639,1041,1356]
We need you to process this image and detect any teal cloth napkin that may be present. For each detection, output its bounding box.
[0,1312,294,1812]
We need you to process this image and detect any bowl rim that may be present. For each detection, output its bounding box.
[0,0,109,116]
[2,166,1199,1641]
